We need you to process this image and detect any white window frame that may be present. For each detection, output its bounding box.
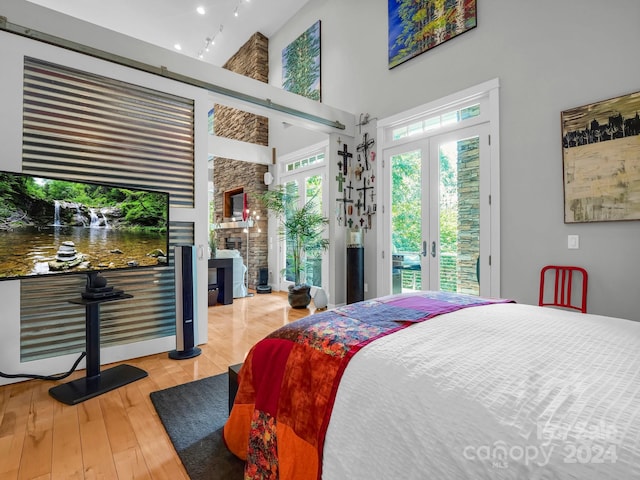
[273,140,329,293]
[376,78,501,297]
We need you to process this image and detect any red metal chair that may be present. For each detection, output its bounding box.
[539,265,588,313]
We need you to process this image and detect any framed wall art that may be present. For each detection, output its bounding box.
[282,20,321,101]
[388,0,477,69]
[561,90,640,223]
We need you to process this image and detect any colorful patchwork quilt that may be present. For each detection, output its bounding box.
[223,291,512,479]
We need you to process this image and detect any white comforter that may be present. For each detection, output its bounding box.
[323,303,640,479]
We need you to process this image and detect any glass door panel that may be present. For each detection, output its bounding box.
[390,149,424,293]
[433,135,480,295]
[283,180,298,284]
[388,124,487,295]
[282,174,325,288]
[304,174,323,287]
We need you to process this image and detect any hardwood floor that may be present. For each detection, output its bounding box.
[0,291,313,480]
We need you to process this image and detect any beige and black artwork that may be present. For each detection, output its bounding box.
[561,91,640,223]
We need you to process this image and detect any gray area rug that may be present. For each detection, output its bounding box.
[150,373,244,480]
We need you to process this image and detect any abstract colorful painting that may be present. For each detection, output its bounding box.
[388,0,477,69]
[561,90,640,223]
[282,21,321,101]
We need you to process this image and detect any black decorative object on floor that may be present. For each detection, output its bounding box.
[256,267,272,294]
[150,373,244,480]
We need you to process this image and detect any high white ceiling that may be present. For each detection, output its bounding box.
[27,0,311,67]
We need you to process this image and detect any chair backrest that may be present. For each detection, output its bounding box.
[539,265,588,313]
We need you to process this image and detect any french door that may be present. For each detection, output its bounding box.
[279,168,327,291]
[386,123,491,295]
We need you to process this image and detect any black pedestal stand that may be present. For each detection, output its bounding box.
[168,347,202,360]
[49,274,148,405]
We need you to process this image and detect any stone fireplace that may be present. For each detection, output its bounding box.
[212,160,268,290]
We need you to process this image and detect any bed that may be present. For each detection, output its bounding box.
[223,291,640,479]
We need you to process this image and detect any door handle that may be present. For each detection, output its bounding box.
[431,241,436,258]
[422,240,427,257]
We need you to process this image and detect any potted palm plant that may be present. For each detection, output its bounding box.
[259,183,329,308]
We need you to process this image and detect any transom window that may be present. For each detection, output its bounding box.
[391,103,481,141]
[284,152,325,172]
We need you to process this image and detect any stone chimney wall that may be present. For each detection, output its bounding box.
[212,32,269,290]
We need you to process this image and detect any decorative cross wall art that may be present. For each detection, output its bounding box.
[335,130,377,233]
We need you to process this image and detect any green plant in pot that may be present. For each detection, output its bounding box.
[259,183,329,308]
[208,200,218,258]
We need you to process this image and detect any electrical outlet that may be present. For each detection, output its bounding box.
[568,235,579,249]
[364,283,368,293]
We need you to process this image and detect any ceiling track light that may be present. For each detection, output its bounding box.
[211,26,223,43]
[197,24,224,60]
[183,0,248,61]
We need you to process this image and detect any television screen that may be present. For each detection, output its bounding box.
[231,192,245,220]
[0,171,170,281]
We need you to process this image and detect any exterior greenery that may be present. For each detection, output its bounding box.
[392,146,458,292]
[259,183,328,286]
[391,150,422,254]
[391,148,457,255]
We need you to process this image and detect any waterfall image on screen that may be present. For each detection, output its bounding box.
[0,171,170,280]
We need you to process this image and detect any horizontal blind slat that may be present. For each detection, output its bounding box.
[22,57,195,207]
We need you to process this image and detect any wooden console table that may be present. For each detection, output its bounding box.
[208,258,234,305]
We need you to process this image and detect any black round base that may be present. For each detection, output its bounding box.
[256,285,272,294]
[168,347,201,360]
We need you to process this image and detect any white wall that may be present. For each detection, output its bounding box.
[0,0,355,382]
[269,0,640,320]
[0,30,210,383]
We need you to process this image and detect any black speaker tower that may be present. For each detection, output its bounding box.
[169,245,201,359]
